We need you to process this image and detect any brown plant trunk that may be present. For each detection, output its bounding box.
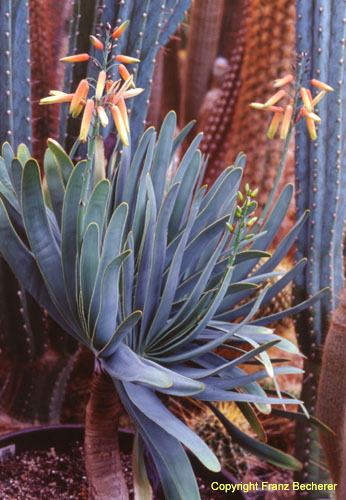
[317,287,346,487]
[85,369,128,500]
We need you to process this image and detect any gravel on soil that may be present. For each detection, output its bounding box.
[0,443,227,500]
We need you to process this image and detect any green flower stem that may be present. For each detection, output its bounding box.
[77,118,100,249]
[227,195,251,269]
[256,59,305,228]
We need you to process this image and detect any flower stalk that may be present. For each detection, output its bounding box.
[250,53,333,227]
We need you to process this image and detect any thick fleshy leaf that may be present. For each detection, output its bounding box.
[99,311,142,358]
[144,187,205,346]
[122,127,155,217]
[0,156,13,192]
[133,433,153,500]
[17,143,31,165]
[10,158,23,203]
[168,150,201,240]
[189,167,242,242]
[61,160,87,321]
[134,176,157,317]
[123,381,220,472]
[251,288,330,326]
[150,111,175,208]
[44,149,65,228]
[132,133,157,250]
[102,344,172,388]
[21,160,73,322]
[196,384,302,406]
[88,202,128,332]
[234,250,271,265]
[0,199,80,339]
[79,223,100,325]
[116,382,200,500]
[162,231,229,337]
[171,120,196,158]
[271,409,335,436]
[2,142,14,176]
[122,232,135,319]
[237,402,266,442]
[92,251,130,349]
[82,179,110,236]
[47,139,74,186]
[207,403,302,471]
[140,183,180,335]
[138,358,205,396]
[217,258,307,320]
[155,277,268,363]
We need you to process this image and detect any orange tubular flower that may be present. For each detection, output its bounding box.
[305,117,317,140]
[70,79,89,116]
[117,97,129,132]
[250,103,283,112]
[80,99,95,143]
[95,70,107,101]
[60,53,90,63]
[280,104,293,139]
[300,87,312,112]
[267,111,283,139]
[301,108,318,140]
[311,79,334,92]
[40,93,74,105]
[112,20,129,39]
[122,88,144,99]
[118,64,135,88]
[89,35,104,51]
[263,89,286,107]
[115,54,140,64]
[97,106,109,127]
[273,74,294,88]
[312,90,327,107]
[111,105,129,146]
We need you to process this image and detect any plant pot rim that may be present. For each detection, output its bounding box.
[0,424,250,499]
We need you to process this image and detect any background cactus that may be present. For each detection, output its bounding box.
[224,0,296,202]
[0,0,32,150]
[180,0,224,126]
[29,0,71,166]
[294,0,346,495]
[317,287,346,489]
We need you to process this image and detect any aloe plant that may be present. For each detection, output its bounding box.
[0,0,193,426]
[0,105,329,497]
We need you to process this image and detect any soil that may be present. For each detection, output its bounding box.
[0,441,227,500]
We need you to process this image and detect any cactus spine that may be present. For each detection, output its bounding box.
[294,0,346,494]
[0,0,32,150]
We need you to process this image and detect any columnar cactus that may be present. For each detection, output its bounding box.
[29,0,71,165]
[181,0,224,126]
[317,287,346,488]
[0,0,32,150]
[294,0,346,494]
[224,0,296,211]
[200,0,249,184]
